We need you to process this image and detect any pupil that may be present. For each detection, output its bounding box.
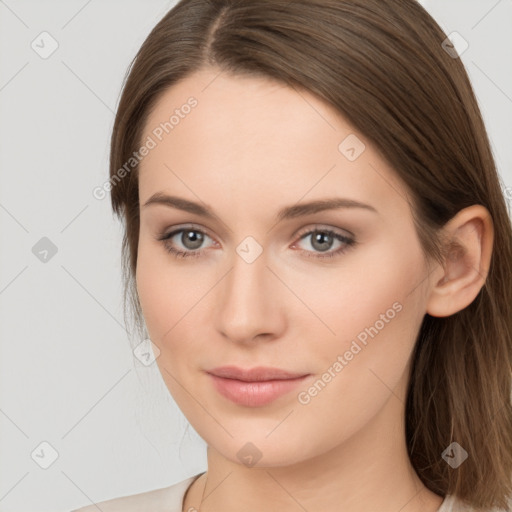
[183,230,203,249]
[312,232,332,252]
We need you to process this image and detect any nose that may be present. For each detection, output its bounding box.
[214,246,287,345]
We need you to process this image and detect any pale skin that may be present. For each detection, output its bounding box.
[134,66,494,512]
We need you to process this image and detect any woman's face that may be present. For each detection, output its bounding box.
[136,66,433,467]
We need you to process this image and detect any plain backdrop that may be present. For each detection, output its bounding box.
[0,1,511,511]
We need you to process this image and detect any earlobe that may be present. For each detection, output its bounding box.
[426,205,494,318]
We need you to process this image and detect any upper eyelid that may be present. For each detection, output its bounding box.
[294,224,354,239]
[162,223,215,241]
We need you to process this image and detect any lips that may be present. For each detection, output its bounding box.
[207,365,309,382]
[206,366,311,407]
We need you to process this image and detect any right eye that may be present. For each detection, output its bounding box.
[157,226,216,259]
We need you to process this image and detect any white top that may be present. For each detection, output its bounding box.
[70,472,495,512]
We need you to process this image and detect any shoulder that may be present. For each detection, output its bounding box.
[441,494,512,512]
[69,474,201,512]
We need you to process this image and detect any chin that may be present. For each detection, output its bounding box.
[199,421,325,468]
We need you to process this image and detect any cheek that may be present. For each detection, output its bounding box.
[292,232,427,371]
[135,241,182,343]
[284,241,427,450]
[135,240,214,361]
[135,246,215,423]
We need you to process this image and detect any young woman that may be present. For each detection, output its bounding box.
[74,0,512,510]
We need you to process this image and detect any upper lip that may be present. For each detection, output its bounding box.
[207,366,309,382]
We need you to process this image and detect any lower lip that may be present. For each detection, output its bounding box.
[208,373,310,407]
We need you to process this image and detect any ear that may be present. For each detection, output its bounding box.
[426,205,494,318]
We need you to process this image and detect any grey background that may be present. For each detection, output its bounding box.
[0,1,510,511]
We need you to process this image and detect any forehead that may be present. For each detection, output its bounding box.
[138,67,411,220]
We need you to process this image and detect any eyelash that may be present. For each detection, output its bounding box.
[156,225,357,260]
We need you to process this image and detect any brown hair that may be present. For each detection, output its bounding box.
[108,0,512,509]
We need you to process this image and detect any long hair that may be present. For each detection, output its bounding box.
[107,1,512,508]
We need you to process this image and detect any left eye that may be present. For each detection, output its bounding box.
[292,228,356,259]
[157,226,356,260]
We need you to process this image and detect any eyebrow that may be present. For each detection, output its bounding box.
[142,192,378,221]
